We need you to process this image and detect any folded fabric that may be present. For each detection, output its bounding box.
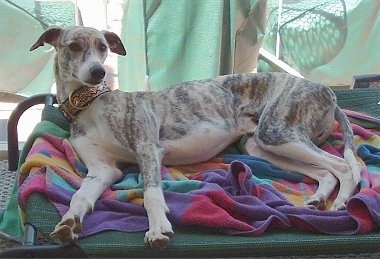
[17,111,380,239]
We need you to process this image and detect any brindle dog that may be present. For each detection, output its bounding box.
[30,26,360,249]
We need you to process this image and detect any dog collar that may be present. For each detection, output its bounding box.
[59,81,111,121]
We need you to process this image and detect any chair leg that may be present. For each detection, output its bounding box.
[0,224,87,258]
[0,243,87,258]
[24,223,37,246]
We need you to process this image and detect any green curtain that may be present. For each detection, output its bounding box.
[118,0,266,92]
[1,0,379,95]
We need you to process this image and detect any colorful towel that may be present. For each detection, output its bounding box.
[17,111,380,239]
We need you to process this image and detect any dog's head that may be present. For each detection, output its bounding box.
[30,26,126,86]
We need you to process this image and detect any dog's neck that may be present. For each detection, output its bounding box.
[54,58,111,121]
[58,81,111,121]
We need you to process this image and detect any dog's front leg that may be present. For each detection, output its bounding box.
[136,143,173,249]
[51,142,123,242]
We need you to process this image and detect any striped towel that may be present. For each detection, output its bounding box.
[17,111,380,238]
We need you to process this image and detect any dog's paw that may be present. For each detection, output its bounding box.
[329,201,347,211]
[51,215,82,242]
[144,220,174,249]
[305,196,327,210]
[144,230,173,249]
[329,180,357,211]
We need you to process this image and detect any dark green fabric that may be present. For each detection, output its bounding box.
[335,88,380,118]
[118,0,266,92]
[27,193,380,257]
[0,180,23,240]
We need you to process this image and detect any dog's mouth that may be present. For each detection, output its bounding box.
[72,73,80,81]
[83,79,104,86]
[71,73,103,86]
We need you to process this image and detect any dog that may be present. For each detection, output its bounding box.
[30,26,360,249]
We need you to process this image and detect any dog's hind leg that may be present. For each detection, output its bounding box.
[135,143,173,249]
[51,141,123,242]
[246,138,337,209]
[254,136,358,210]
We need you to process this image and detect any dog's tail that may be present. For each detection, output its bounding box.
[334,106,361,184]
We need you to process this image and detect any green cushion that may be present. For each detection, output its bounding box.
[26,193,380,257]
[23,88,379,257]
[335,88,380,118]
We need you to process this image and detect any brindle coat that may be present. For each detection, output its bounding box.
[30,26,360,249]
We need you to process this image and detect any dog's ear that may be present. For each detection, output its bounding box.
[30,27,62,51]
[102,31,127,56]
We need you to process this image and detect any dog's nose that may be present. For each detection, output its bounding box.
[90,65,106,82]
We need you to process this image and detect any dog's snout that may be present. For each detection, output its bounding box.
[90,65,106,83]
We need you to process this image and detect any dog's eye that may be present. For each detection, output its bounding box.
[68,43,82,52]
[98,44,107,52]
